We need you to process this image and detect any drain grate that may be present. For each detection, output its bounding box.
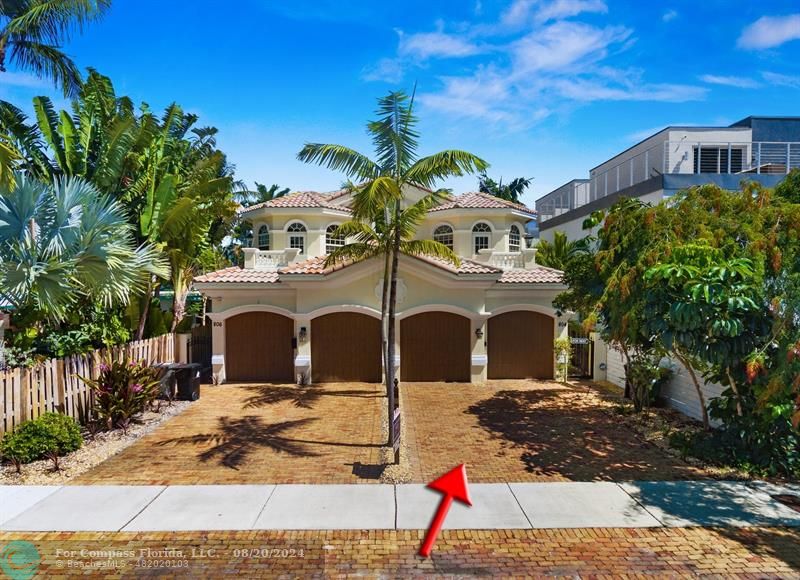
[771,494,800,513]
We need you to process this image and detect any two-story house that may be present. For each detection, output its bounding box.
[193,186,567,385]
[536,116,800,242]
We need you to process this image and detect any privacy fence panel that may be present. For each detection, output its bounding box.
[0,334,175,435]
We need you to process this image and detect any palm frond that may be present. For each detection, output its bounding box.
[350,176,401,220]
[296,143,380,181]
[404,150,489,190]
[9,40,83,97]
[322,242,379,268]
[400,239,461,267]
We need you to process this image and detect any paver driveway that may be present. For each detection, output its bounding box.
[75,380,709,485]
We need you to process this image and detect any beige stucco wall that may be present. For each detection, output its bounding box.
[204,259,565,384]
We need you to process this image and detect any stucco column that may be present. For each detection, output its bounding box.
[208,314,226,383]
[295,315,311,383]
[471,315,489,383]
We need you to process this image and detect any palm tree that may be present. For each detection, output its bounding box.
[0,172,167,323]
[0,0,110,97]
[478,171,532,203]
[536,231,587,270]
[298,91,488,450]
[236,182,290,207]
[0,74,239,337]
[0,132,20,188]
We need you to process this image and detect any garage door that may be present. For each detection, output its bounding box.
[488,311,553,379]
[225,312,294,382]
[311,313,382,382]
[401,312,471,382]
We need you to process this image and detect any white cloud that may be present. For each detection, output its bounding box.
[500,0,607,27]
[398,30,483,60]
[361,58,405,83]
[762,71,800,88]
[699,74,761,88]
[364,1,706,127]
[552,78,707,102]
[511,21,630,74]
[662,9,678,22]
[534,0,607,23]
[738,14,800,49]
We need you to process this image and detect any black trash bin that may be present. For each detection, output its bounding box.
[173,363,201,401]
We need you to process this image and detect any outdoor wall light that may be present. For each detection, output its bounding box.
[475,328,483,339]
[299,327,307,343]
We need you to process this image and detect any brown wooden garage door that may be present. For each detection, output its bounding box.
[401,312,471,382]
[311,313,382,383]
[225,312,294,382]
[488,311,553,379]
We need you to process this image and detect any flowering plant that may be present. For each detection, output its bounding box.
[79,355,160,430]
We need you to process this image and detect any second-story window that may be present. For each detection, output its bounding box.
[433,225,454,250]
[326,224,345,254]
[257,225,270,250]
[472,222,491,255]
[509,225,521,252]
[287,222,307,254]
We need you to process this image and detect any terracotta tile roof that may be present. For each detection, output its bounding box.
[412,254,502,275]
[429,191,536,216]
[240,191,352,213]
[279,255,353,276]
[193,267,280,284]
[195,257,561,286]
[497,265,564,284]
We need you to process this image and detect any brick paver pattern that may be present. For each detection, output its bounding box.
[2,527,798,577]
[74,380,710,484]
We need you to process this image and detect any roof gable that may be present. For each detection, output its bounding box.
[430,191,536,216]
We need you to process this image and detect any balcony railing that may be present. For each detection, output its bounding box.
[476,249,537,271]
[536,141,800,223]
[243,248,301,270]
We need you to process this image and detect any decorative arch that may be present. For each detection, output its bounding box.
[306,304,382,320]
[488,303,558,319]
[257,224,270,250]
[470,219,494,231]
[283,219,309,232]
[207,304,295,323]
[397,303,485,322]
[432,223,454,250]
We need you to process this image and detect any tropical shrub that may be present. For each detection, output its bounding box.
[626,351,671,412]
[553,337,572,383]
[0,412,82,472]
[80,356,160,430]
[558,181,800,475]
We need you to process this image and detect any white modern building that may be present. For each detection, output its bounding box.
[537,116,800,242]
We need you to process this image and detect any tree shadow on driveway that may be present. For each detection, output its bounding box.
[158,415,384,471]
[241,384,382,410]
[157,416,321,469]
[467,387,709,481]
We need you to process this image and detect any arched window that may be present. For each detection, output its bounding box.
[509,225,521,252]
[257,225,270,250]
[326,224,345,254]
[472,222,491,255]
[433,225,453,250]
[287,222,307,254]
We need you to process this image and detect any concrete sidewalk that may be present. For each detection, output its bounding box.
[1,481,798,532]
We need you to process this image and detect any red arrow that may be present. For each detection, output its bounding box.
[419,464,472,557]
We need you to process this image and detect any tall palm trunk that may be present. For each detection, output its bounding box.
[385,201,402,450]
[381,246,392,445]
[135,278,154,340]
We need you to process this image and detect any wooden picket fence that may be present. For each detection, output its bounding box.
[0,334,175,435]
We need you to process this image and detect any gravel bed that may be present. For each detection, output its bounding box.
[0,401,192,485]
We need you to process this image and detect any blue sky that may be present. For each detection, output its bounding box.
[2,0,800,207]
